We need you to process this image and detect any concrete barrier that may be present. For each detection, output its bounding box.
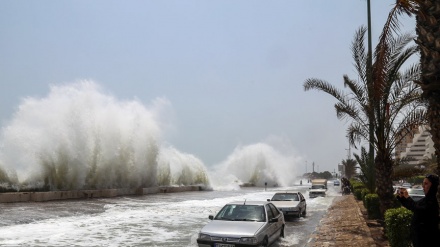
[0,185,207,203]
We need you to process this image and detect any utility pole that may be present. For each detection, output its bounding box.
[345,146,351,160]
[366,0,375,167]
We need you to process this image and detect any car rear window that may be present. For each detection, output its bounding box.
[271,193,299,201]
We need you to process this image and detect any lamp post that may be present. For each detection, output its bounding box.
[305,161,307,173]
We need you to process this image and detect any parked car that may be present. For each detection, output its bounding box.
[197,201,285,247]
[401,182,412,188]
[267,191,307,218]
[407,188,425,202]
[333,180,340,186]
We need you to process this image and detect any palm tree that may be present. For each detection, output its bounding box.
[353,146,375,193]
[391,0,440,211]
[341,158,358,179]
[304,26,425,216]
[419,154,438,174]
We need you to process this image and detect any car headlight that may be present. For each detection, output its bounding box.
[240,237,257,244]
[198,233,211,240]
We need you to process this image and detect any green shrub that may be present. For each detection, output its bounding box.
[364,193,380,219]
[351,181,364,190]
[384,207,413,247]
[361,188,370,202]
[351,181,365,200]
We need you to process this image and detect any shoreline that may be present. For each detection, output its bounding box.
[0,185,208,203]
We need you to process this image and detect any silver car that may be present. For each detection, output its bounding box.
[197,201,285,247]
[407,188,425,202]
[267,191,307,218]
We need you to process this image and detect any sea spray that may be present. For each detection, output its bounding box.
[209,138,302,189]
[0,81,209,190]
[157,146,210,187]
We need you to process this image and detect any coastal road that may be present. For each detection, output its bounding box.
[0,183,341,246]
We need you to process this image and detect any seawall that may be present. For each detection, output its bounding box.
[0,185,207,203]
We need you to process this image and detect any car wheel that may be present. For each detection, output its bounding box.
[280,225,285,238]
[261,237,269,247]
[302,206,307,217]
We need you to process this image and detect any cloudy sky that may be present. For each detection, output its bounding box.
[0,0,416,174]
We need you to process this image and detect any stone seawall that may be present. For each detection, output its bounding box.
[0,185,206,203]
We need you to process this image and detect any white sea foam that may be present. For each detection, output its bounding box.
[0,81,306,191]
[0,81,209,190]
[0,186,336,246]
[208,137,303,189]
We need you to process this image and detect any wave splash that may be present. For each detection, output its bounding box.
[0,81,303,192]
[209,138,302,190]
[0,81,209,191]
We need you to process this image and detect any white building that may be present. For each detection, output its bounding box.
[399,125,435,166]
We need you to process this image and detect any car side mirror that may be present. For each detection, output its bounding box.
[267,199,270,201]
[209,215,214,220]
[270,217,279,223]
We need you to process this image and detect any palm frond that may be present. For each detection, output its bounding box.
[351,26,368,83]
[303,78,346,103]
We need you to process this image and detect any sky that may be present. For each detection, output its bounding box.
[0,0,416,175]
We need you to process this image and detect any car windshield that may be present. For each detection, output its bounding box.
[214,204,266,222]
[271,193,299,201]
[311,185,325,189]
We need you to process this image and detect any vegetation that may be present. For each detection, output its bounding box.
[351,180,365,200]
[385,207,413,247]
[419,153,438,174]
[364,193,381,219]
[353,146,375,193]
[303,171,333,180]
[341,158,357,179]
[392,0,440,208]
[304,23,424,216]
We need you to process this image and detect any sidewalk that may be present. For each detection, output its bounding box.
[306,194,377,247]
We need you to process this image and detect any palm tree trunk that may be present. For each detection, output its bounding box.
[414,0,440,210]
[375,153,395,217]
[426,95,440,207]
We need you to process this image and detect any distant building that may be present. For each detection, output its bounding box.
[396,125,434,166]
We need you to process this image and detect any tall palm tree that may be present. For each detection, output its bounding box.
[304,26,425,216]
[391,0,440,212]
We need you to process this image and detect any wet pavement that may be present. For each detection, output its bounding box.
[307,194,379,247]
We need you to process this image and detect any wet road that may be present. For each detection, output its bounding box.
[0,183,340,246]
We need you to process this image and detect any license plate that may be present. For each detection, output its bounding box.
[214,244,234,247]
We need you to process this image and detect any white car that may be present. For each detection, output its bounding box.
[268,191,307,218]
[309,184,327,198]
[407,188,424,202]
[197,201,285,247]
[401,183,412,188]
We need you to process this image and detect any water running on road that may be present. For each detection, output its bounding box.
[0,184,340,246]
